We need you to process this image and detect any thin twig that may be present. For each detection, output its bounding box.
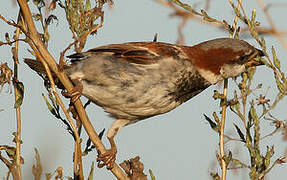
[0,154,17,179]
[220,79,228,180]
[59,40,77,67]
[0,39,27,46]
[155,0,287,39]
[13,11,24,180]
[260,128,279,140]
[218,1,242,179]
[27,34,85,179]
[78,21,103,44]
[0,14,28,38]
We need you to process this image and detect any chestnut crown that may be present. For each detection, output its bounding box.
[184,38,264,84]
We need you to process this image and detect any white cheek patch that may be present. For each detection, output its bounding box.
[197,69,222,84]
[220,64,246,79]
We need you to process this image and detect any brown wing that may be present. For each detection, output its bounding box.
[67,42,186,64]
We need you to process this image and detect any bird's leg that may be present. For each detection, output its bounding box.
[61,79,83,103]
[97,119,130,170]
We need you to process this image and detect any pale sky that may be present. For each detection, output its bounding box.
[0,0,286,179]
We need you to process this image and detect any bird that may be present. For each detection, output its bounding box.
[24,38,264,169]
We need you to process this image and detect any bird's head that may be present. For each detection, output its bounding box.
[186,38,264,84]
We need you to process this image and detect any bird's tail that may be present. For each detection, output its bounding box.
[24,59,48,75]
[24,59,65,89]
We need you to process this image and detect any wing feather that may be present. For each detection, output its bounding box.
[68,42,186,65]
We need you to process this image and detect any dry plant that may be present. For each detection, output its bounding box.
[0,0,130,179]
[156,0,287,49]
[158,0,287,179]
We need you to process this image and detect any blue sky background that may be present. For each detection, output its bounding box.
[0,0,286,179]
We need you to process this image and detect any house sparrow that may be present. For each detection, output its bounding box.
[24,38,264,169]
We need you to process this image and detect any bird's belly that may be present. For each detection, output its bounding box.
[81,79,181,120]
[72,56,201,121]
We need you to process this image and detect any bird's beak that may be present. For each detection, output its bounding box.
[245,49,265,68]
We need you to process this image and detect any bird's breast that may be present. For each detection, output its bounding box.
[69,55,210,121]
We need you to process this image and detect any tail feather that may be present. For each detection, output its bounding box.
[24,58,65,89]
[24,59,48,75]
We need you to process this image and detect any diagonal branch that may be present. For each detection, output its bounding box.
[15,0,128,179]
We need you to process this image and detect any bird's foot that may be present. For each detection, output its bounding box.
[97,120,129,169]
[97,146,117,170]
[61,79,83,103]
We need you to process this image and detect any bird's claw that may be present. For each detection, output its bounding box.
[97,147,117,170]
[62,89,81,102]
[61,79,83,103]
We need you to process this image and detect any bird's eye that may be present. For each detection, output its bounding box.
[237,50,254,64]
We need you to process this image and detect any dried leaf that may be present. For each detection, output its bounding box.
[48,0,57,11]
[5,32,10,43]
[256,84,262,89]
[210,172,221,180]
[224,151,233,167]
[0,145,16,159]
[260,37,266,53]
[264,146,274,168]
[271,46,281,70]
[232,91,244,120]
[249,9,259,39]
[212,112,220,124]
[32,148,43,179]
[204,114,218,132]
[234,124,246,143]
[42,93,57,117]
[45,14,58,25]
[201,10,216,22]
[98,128,105,140]
[14,80,24,108]
[249,102,260,148]
[32,13,42,21]
[213,90,224,100]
